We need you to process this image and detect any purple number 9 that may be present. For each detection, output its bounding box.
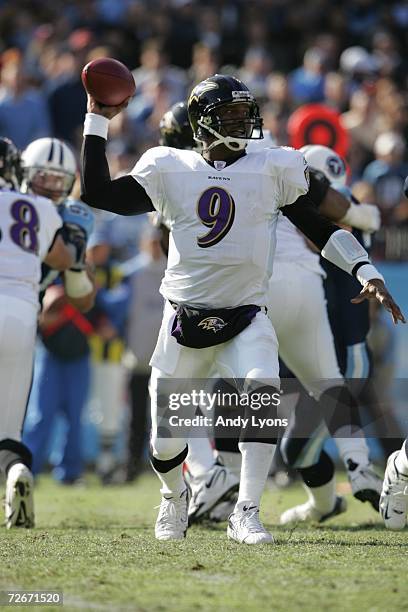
[10,199,39,255]
[196,186,235,248]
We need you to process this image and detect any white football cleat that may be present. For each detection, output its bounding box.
[155,488,190,541]
[5,463,35,529]
[227,502,274,544]
[280,495,347,525]
[380,451,408,530]
[347,462,382,511]
[187,461,239,524]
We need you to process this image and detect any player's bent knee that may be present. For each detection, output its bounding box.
[150,437,187,462]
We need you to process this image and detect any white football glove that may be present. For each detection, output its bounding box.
[340,202,381,233]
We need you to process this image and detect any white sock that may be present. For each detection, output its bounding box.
[217,450,242,479]
[305,477,336,514]
[186,434,215,478]
[395,440,408,477]
[334,428,370,469]
[236,442,276,507]
[152,462,186,497]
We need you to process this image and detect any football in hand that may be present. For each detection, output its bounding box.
[81,57,136,106]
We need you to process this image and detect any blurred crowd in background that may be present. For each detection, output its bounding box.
[0,0,406,484]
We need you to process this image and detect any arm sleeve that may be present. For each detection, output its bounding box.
[281,193,340,250]
[81,135,155,216]
[282,195,381,282]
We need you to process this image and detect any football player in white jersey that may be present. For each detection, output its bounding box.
[177,133,384,524]
[81,74,404,544]
[0,137,76,529]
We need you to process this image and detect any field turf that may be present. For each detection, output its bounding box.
[1,472,407,611]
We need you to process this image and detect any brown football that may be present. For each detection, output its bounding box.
[81,57,136,106]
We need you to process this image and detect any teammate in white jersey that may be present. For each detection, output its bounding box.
[81,74,404,545]
[0,137,75,529]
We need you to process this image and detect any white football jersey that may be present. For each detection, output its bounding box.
[131,146,309,308]
[246,135,323,277]
[274,214,324,276]
[0,189,62,306]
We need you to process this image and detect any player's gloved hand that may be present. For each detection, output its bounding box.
[59,200,94,271]
[337,187,381,233]
[62,224,87,270]
[351,279,406,325]
[342,202,381,233]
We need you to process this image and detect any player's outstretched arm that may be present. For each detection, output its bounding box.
[282,195,405,325]
[80,94,154,216]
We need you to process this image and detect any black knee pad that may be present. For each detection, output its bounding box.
[298,449,335,488]
[149,445,188,474]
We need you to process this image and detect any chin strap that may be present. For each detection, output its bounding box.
[197,119,248,152]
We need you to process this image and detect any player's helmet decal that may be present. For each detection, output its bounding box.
[188,74,263,151]
[198,316,227,333]
[326,155,346,180]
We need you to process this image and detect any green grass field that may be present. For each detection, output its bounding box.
[1,472,407,612]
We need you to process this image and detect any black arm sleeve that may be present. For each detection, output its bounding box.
[80,135,154,216]
[281,193,339,251]
[308,168,330,208]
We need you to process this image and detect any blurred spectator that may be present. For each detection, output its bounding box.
[188,43,219,89]
[289,47,328,104]
[238,47,273,102]
[339,45,379,94]
[47,29,93,146]
[132,38,187,106]
[323,72,349,112]
[362,131,408,224]
[372,30,403,80]
[0,53,51,148]
[341,87,386,155]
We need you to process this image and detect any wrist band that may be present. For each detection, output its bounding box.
[355,263,384,286]
[83,113,109,139]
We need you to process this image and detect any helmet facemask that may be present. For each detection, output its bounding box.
[24,167,75,204]
[197,100,263,152]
